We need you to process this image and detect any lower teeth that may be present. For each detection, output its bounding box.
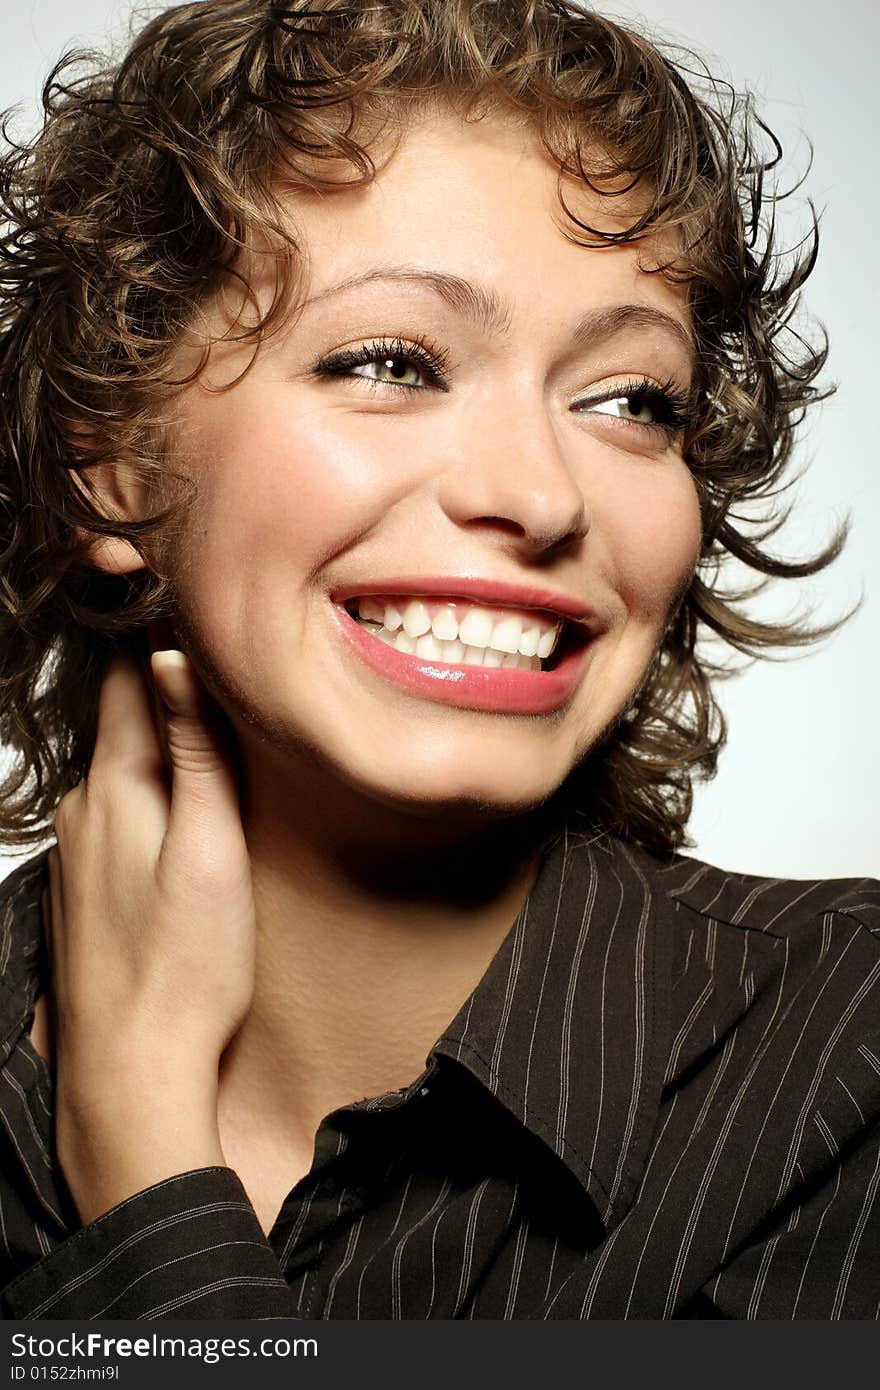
[355,618,542,671]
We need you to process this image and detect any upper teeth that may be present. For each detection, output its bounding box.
[352,596,561,660]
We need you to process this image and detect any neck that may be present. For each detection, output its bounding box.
[215,729,560,1153]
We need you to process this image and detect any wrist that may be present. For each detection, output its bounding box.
[56,1100,227,1226]
[54,1053,227,1227]
[56,1030,221,1105]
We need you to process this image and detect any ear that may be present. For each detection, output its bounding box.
[69,456,150,576]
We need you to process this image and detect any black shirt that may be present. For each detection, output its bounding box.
[0,825,878,1319]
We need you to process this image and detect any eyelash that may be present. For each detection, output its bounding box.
[578,378,693,434]
[313,338,692,434]
[314,337,451,392]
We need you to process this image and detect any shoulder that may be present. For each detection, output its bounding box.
[655,846,878,1000]
[569,828,878,950]
[0,849,50,943]
[547,821,880,945]
[632,841,880,942]
[558,828,880,1062]
[0,848,51,1059]
[596,835,880,1093]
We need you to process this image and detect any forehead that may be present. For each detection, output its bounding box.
[272,108,689,328]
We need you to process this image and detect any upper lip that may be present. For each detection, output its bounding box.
[333,577,599,628]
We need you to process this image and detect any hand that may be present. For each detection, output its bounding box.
[42,643,256,1224]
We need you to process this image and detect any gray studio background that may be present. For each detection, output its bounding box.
[1,0,877,880]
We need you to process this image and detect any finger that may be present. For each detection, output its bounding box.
[150,649,243,831]
[88,649,167,783]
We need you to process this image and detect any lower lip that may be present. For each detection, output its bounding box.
[332,605,593,714]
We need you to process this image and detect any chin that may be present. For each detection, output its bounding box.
[347,753,565,822]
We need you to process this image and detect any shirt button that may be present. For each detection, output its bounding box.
[419,1085,430,1097]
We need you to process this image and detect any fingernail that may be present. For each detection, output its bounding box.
[150,649,197,713]
[151,649,189,671]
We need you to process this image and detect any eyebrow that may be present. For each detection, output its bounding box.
[299,264,695,361]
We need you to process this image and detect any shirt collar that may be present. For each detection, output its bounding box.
[431,825,671,1232]
[0,829,674,1237]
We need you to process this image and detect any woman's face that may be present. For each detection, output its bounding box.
[166,109,702,824]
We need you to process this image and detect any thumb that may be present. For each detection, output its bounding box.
[150,648,204,719]
[149,649,240,803]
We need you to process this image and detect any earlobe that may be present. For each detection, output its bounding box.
[79,532,147,576]
[68,455,150,576]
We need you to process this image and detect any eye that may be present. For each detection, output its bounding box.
[590,393,661,425]
[354,355,424,387]
[574,379,692,435]
[312,336,450,394]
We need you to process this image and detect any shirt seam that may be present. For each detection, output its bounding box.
[665,892,880,941]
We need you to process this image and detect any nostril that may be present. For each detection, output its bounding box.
[470,516,527,538]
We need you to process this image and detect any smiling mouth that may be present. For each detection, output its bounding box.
[342,594,582,672]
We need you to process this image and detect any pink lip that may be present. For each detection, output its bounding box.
[331,576,598,627]
[332,603,595,715]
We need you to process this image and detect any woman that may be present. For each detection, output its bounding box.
[0,0,877,1320]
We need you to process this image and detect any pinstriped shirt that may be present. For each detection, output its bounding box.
[0,826,878,1320]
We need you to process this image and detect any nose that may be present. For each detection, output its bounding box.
[436,393,589,558]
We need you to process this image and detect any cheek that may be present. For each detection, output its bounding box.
[604,464,702,620]
[177,396,413,573]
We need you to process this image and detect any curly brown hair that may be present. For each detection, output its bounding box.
[0,0,846,859]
